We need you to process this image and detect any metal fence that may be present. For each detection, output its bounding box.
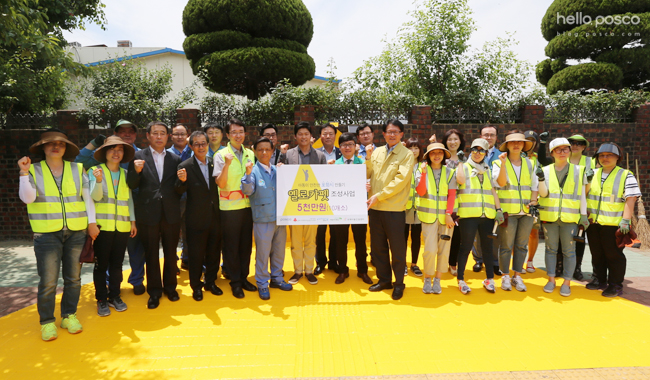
[83,110,181,130]
[544,108,633,123]
[0,112,59,130]
[431,108,522,124]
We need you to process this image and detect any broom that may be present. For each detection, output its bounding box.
[634,159,650,248]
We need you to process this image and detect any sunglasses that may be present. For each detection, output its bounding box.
[471,147,486,154]
[570,141,587,146]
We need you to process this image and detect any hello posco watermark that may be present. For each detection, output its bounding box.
[557,12,641,26]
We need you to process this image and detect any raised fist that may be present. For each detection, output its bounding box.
[245,161,254,175]
[327,159,335,165]
[457,151,465,161]
[429,134,437,143]
[535,166,545,181]
[280,144,289,154]
[18,156,31,172]
[365,144,374,157]
[134,159,145,173]
[177,168,187,182]
[224,153,234,164]
[539,132,549,144]
[92,167,103,183]
[498,152,507,163]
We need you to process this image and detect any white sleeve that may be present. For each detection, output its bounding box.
[82,187,96,224]
[19,175,36,204]
[624,173,642,199]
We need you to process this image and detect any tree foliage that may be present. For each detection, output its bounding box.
[182,0,315,100]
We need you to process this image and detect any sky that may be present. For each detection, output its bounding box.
[62,0,555,84]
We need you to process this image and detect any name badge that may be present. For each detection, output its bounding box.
[259,179,266,187]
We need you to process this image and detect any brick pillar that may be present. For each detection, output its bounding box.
[176,108,201,131]
[294,105,315,126]
[521,105,545,132]
[408,105,432,143]
[634,104,650,210]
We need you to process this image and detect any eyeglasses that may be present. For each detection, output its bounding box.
[358,132,373,137]
[192,142,207,148]
[263,133,277,138]
[554,147,571,153]
[340,142,355,148]
[471,147,486,154]
[384,130,402,136]
[481,133,497,138]
[229,132,245,136]
[570,141,586,146]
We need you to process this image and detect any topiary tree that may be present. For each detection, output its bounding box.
[182,0,316,100]
[537,0,650,93]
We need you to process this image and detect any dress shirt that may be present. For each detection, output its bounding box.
[150,146,166,182]
[196,157,210,186]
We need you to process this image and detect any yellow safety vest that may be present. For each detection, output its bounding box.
[494,158,533,214]
[575,155,594,171]
[529,153,538,170]
[217,142,254,210]
[539,164,583,223]
[417,165,453,224]
[587,166,628,226]
[406,166,421,210]
[90,164,131,232]
[27,161,88,233]
[457,162,496,219]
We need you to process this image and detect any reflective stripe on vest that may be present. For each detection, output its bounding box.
[417,165,452,224]
[27,161,88,233]
[217,142,254,210]
[578,155,593,171]
[91,164,131,232]
[406,166,421,210]
[539,164,583,223]
[587,166,627,226]
[457,162,496,219]
[494,158,533,214]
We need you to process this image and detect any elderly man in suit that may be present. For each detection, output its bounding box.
[280,122,326,286]
[175,131,223,301]
[127,121,183,309]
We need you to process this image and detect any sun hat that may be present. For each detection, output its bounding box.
[114,119,137,134]
[423,142,451,159]
[549,138,571,153]
[567,134,589,147]
[29,130,80,160]
[470,138,489,151]
[498,133,534,152]
[594,142,622,165]
[93,136,136,163]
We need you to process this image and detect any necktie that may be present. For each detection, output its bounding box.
[346,159,352,164]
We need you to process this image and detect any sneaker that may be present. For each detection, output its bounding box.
[560,283,571,297]
[422,278,433,294]
[270,280,293,291]
[305,273,318,285]
[432,278,442,294]
[458,280,471,295]
[60,314,83,334]
[501,274,512,291]
[483,278,496,293]
[404,266,408,275]
[97,300,111,317]
[108,296,127,312]
[543,281,556,293]
[41,322,57,341]
[449,266,458,276]
[602,284,623,298]
[586,277,607,290]
[288,273,302,284]
[512,276,527,292]
[526,261,536,273]
[258,287,270,300]
[411,265,423,277]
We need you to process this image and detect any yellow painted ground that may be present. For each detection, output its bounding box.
[1,247,650,379]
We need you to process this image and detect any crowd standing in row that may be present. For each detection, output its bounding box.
[18,119,639,341]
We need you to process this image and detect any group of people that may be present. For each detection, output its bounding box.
[18,118,638,342]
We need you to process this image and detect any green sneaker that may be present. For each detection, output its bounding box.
[60,314,83,334]
[41,322,58,341]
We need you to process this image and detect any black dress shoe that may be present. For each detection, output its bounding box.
[369,282,393,292]
[181,261,189,270]
[392,284,405,300]
[473,262,483,272]
[573,266,584,281]
[133,284,146,296]
[314,265,324,275]
[165,290,180,302]
[147,296,160,309]
[232,286,245,299]
[242,281,258,292]
[335,273,347,284]
[493,266,503,276]
[205,283,224,296]
[357,273,373,284]
[192,289,203,301]
[176,266,180,275]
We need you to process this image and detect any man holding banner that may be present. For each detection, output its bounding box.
[365,119,415,300]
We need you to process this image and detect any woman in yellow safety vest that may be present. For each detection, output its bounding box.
[404,138,424,277]
[414,143,457,294]
[586,143,640,297]
[89,136,137,317]
[454,138,504,295]
[18,129,99,341]
[523,130,541,273]
[493,131,539,293]
[537,138,590,297]
[440,129,466,276]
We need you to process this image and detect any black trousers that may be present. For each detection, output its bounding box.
[220,208,253,288]
[457,217,495,281]
[316,225,336,269]
[369,209,406,285]
[448,221,461,266]
[93,230,129,301]
[186,213,222,291]
[139,215,181,298]
[587,224,627,286]
[404,223,422,264]
[330,224,369,274]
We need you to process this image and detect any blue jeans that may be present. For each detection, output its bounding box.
[33,230,86,325]
[254,222,287,288]
[542,220,577,280]
[498,215,534,274]
[126,235,145,286]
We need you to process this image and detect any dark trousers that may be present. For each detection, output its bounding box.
[555,241,584,269]
[138,216,181,298]
[587,224,627,286]
[404,223,422,264]
[316,224,336,269]
[457,217,495,281]
[93,230,129,301]
[186,214,222,291]
[220,208,253,288]
[369,209,406,285]
[448,221,461,266]
[330,224,369,274]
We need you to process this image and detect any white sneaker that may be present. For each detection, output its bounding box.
[501,274,512,291]
[404,266,408,275]
[526,261,536,273]
[422,278,433,294]
[512,276,527,292]
[449,266,458,276]
[483,278,496,293]
[458,280,471,295]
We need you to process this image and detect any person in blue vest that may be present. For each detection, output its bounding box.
[241,137,293,300]
[479,124,503,276]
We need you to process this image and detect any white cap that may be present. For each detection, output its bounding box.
[549,137,570,152]
[470,138,489,151]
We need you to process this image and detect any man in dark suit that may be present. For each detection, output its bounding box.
[175,131,223,301]
[127,121,182,309]
[260,123,289,166]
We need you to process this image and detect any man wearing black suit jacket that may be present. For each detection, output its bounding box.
[127,121,182,309]
[175,131,223,301]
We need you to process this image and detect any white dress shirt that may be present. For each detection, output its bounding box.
[150,146,166,182]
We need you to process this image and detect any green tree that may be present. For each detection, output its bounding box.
[537,0,650,93]
[182,0,315,100]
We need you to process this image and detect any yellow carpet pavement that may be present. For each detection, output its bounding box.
[1,248,650,379]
